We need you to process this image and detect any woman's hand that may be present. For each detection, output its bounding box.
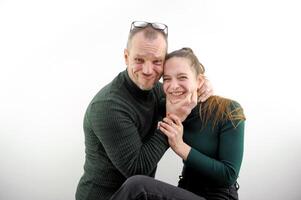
[158,113,191,160]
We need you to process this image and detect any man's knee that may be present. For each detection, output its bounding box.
[123,175,151,189]
[111,175,156,199]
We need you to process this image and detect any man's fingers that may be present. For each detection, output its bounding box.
[198,84,208,95]
[198,75,205,88]
[198,77,214,102]
[191,90,198,103]
[199,88,213,102]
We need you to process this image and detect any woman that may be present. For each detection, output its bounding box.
[110,48,245,200]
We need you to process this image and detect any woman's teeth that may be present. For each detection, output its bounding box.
[171,92,184,96]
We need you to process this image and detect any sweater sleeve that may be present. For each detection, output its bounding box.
[184,102,245,187]
[88,99,169,178]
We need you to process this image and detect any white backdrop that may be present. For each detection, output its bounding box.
[1,0,300,200]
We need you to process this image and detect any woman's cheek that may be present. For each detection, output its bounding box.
[162,83,168,94]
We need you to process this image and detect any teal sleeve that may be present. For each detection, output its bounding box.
[88,99,169,178]
[184,104,245,187]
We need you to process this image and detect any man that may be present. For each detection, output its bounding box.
[76,21,213,200]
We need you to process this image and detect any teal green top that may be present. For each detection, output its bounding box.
[181,101,245,188]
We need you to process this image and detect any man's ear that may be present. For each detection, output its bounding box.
[124,49,129,67]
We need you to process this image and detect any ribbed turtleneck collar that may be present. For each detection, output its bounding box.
[191,103,201,117]
[184,103,201,124]
[123,70,152,101]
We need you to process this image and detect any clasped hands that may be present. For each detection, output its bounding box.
[158,76,213,159]
[158,91,197,159]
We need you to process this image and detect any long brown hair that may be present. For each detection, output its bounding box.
[165,47,245,129]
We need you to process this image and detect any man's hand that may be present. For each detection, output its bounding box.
[198,75,214,102]
[166,91,197,122]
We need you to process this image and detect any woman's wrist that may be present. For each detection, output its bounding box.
[175,142,191,161]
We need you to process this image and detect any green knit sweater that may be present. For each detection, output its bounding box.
[76,70,169,200]
[180,101,245,191]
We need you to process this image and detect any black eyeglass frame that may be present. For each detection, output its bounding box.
[130,21,168,37]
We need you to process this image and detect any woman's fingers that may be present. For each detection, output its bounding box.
[163,117,174,126]
[167,114,182,126]
[160,120,175,132]
[159,122,174,138]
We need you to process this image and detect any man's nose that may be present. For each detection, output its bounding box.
[142,62,153,74]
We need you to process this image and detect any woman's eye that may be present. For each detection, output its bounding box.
[179,76,187,80]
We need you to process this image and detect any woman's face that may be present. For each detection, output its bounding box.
[163,57,200,103]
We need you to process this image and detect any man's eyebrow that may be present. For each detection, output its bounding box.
[135,54,164,60]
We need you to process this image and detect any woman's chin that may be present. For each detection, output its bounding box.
[168,97,185,104]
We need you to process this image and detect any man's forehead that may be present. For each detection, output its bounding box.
[131,32,167,48]
[135,53,165,59]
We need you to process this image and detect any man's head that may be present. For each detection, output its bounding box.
[124,21,168,90]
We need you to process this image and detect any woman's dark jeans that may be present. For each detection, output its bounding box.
[178,175,239,200]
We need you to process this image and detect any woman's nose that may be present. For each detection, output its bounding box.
[169,80,180,89]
